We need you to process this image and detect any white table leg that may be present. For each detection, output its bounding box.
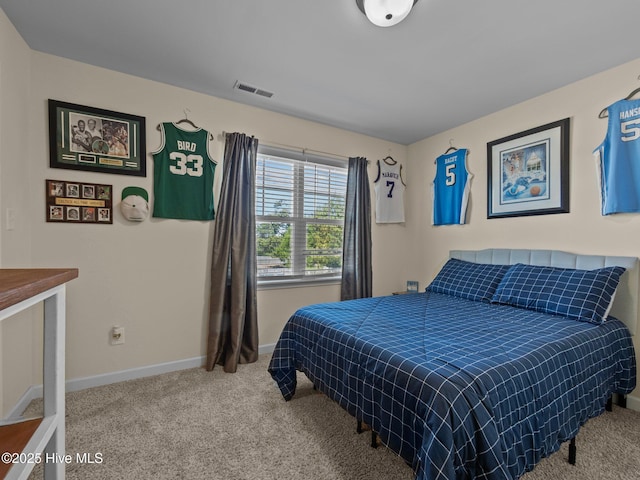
[43,287,65,480]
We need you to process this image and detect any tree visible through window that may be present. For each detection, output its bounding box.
[256,147,347,284]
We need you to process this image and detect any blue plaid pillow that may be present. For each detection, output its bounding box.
[491,263,626,324]
[426,258,511,303]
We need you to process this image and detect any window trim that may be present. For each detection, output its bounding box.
[256,145,347,288]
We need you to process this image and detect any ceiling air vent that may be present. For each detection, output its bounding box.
[234,81,274,99]
[255,89,274,98]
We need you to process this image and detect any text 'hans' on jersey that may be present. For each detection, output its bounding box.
[594,97,640,215]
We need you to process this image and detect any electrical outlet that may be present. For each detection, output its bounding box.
[110,326,125,345]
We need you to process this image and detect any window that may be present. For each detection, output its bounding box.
[256,145,348,286]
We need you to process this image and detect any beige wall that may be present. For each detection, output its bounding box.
[0,8,43,416]
[407,57,640,406]
[23,52,408,385]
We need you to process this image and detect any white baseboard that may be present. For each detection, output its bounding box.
[7,343,278,420]
[5,385,42,420]
[66,355,208,393]
[626,394,640,412]
[259,343,276,355]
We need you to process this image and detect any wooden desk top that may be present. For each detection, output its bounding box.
[0,269,79,311]
[0,418,43,478]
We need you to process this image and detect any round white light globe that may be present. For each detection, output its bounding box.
[364,0,414,27]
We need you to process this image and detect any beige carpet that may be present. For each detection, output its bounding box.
[24,354,640,479]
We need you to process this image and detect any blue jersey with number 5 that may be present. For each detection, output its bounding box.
[594,98,640,215]
[432,148,471,225]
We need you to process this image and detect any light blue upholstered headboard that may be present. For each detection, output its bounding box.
[450,248,640,335]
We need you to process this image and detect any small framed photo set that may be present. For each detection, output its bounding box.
[46,179,113,224]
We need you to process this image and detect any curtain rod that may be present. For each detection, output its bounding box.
[220,131,350,161]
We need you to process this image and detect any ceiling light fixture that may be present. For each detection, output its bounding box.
[355,0,419,27]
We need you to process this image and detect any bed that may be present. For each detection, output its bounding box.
[268,248,638,480]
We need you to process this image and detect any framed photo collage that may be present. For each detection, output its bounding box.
[46,179,113,224]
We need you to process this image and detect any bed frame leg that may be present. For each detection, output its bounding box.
[568,438,576,465]
[618,394,627,409]
[355,420,378,447]
[607,394,628,410]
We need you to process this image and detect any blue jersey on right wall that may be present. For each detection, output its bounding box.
[594,97,640,215]
[432,148,471,225]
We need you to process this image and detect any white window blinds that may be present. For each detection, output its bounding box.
[256,146,348,284]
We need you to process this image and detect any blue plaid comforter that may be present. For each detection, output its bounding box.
[268,292,636,480]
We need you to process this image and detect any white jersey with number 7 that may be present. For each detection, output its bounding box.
[374,160,405,223]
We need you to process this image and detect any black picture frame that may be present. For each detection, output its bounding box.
[46,179,113,224]
[487,118,570,219]
[48,99,146,177]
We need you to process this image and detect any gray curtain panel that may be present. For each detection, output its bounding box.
[341,156,372,300]
[206,133,259,373]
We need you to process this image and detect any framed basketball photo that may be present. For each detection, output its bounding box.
[487,118,570,219]
[48,99,146,177]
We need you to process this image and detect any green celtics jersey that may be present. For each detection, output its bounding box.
[152,123,216,220]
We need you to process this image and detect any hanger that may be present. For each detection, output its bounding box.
[175,108,199,130]
[374,155,405,185]
[434,139,457,163]
[444,138,457,154]
[598,81,640,118]
[157,109,214,140]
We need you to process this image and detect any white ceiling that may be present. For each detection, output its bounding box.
[2,0,640,145]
